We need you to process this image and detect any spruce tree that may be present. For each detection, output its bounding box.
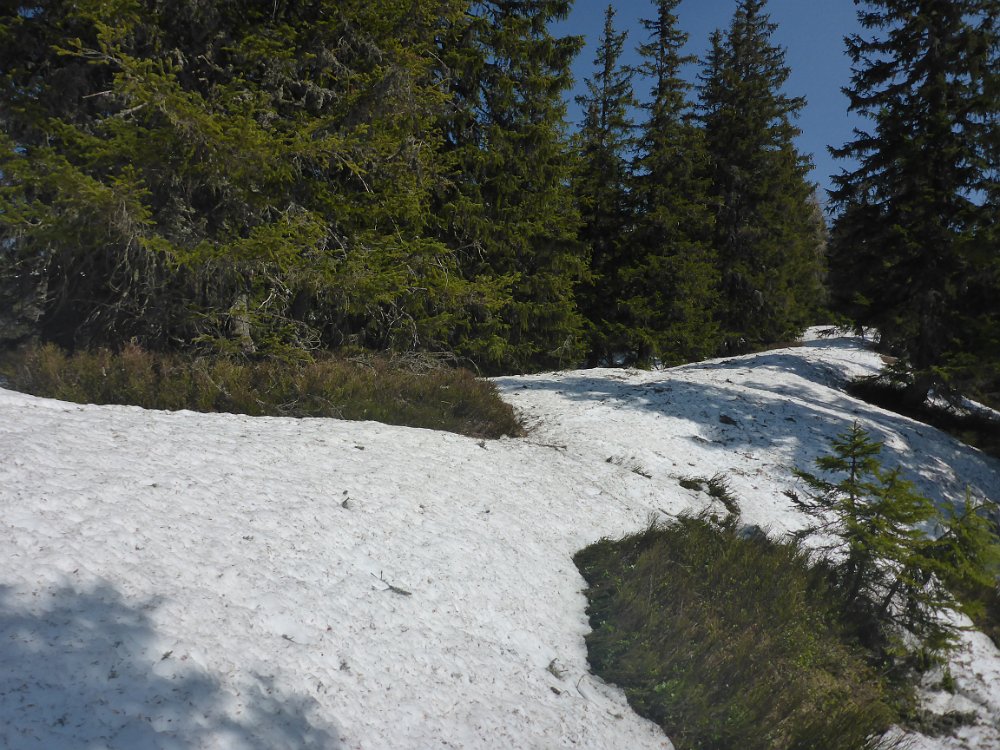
[0,0,498,357]
[698,0,826,352]
[828,0,1000,407]
[572,4,637,365]
[437,0,587,373]
[627,0,721,365]
[793,423,1000,655]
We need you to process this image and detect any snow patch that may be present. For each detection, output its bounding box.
[0,329,997,748]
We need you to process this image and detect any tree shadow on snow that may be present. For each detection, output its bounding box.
[508,346,999,509]
[0,581,341,749]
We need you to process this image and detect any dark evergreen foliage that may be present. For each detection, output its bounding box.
[572,4,636,365]
[10,0,961,379]
[793,423,1000,660]
[828,0,1000,407]
[0,0,498,358]
[698,0,826,352]
[437,0,588,373]
[627,0,721,365]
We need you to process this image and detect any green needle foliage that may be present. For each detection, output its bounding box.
[0,1,509,360]
[573,4,637,365]
[6,0,992,385]
[919,492,1000,646]
[438,0,587,374]
[627,0,721,366]
[698,0,827,352]
[828,0,1000,408]
[793,422,1000,660]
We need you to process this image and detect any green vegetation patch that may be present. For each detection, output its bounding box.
[843,380,1000,645]
[573,515,900,750]
[678,472,741,518]
[0,343,524,439]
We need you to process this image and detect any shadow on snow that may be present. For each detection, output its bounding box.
[0,581,341,749]
[505,346,999,510]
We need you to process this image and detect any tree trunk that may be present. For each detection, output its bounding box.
[900,371,934,410]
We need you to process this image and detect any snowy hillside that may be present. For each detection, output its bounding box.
[1,329,998,749]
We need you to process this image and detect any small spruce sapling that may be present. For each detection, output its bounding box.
[792,422,999,656]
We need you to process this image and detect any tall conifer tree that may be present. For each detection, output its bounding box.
[438,0,587,373]
[573,5,636,364]
[0,0,493,356]
[699,0,826,351]
[627,0,721,365]
[829,0,1000,405]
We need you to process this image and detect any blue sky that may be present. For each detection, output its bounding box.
[556,0,865,206]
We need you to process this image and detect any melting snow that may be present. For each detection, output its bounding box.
[0,328,997,748]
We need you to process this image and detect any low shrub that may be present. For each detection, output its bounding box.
[677,473,741,519]
[0,343,524,439]
[574,515,901,750]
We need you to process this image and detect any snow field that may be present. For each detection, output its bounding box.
[1,329,997,748]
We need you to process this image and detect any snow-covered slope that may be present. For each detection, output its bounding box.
[1,329,997,749]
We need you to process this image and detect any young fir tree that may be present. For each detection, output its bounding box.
[626,0,721,366]
[572,4,637,365]
[794,423,1000,657]
[0,0,497,357]
[437,0,587,373]
[828,0,1000,407]
[698,0,826,352]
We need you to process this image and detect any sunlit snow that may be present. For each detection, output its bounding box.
[1,328,997,749]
